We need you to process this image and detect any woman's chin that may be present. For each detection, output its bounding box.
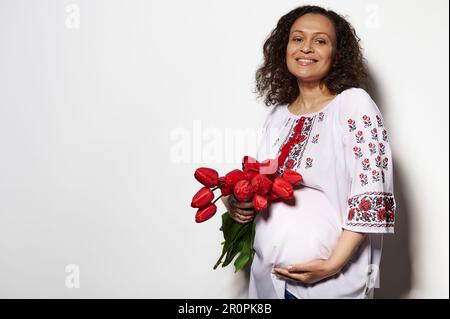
[296,75,323,83]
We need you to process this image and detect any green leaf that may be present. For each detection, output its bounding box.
[226,219,246,242]
[221,215,250,252]
[213,246,228,269]
[220,212,234,239]
[250,219,256,260]
[214,214,256,271]
[214,216,246,269]
[221,222,253,267]
[222,237,245,267]
[234,239,252,272]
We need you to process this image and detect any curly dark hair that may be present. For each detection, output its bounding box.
[254,5,369,106]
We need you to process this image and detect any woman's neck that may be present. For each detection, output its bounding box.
[290,81,336,113]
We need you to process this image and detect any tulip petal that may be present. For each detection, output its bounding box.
[191,187,214,208]
[281,169,303,186]
[253,194,268,211]
[233,179,254,202]
[195,204,217,223]
[271,177,293,199]
[194,167,219,188]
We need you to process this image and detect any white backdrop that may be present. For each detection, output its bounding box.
[0,0,448,298]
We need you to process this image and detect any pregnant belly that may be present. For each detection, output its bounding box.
[253,186,342,267]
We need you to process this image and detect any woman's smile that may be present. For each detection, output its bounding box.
[296,58,318,66]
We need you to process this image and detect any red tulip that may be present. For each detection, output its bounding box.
[195,204,217,223]
[259,158,278,178]
[225,169,246,187]
[244,170,258,181]
[191,187,214,208]
[253,194,268,211]
[220,184,232,197]
[268,190,280,201]
[281,169,303,186]
[271,177,293,199]
[251,174,272,195]
[242,156,260,172]
[233,179,254,202]
[194,167,219,188]
[219,170,246,197]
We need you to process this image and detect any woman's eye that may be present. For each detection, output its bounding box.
[293,38,302,42]
[316,39,326,44]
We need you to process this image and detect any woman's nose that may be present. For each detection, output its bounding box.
[301,46,313,53]
[300,40,313,53]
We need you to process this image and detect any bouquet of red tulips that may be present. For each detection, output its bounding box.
[191,156,303,272]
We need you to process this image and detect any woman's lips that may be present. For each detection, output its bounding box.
[296,59,318,66]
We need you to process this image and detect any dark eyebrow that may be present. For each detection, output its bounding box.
[291,30,330,37]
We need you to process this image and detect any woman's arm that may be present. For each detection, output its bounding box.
[327,229,366,273]
[273,229,366,284]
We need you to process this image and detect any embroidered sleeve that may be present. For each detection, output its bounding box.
[340,88,396,233]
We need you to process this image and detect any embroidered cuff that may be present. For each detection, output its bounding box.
[343,192,395,233]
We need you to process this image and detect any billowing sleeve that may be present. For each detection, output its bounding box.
[256,107,277,162]
[339,88,396,234]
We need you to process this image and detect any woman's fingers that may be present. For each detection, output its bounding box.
[229,195,254,210]
[234,201,254,210]
[233,216,252,224]
[227,196,256,224]
[233,210,254,220]
[230,208,255,224]
[230,213,252,224]
[235,208,255,217]
[273,268,309,283]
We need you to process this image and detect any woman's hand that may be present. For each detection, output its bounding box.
[223,195,256,224]
[273,230,367,285]
[272,259,339,285]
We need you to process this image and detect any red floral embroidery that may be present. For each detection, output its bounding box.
[362,115,372,127]
[368,142,377,155]
[379,142,385,155]
[355,130,365,143]
[384,197,392,209]
[318,112,325,121]
[362,158,371,171]
[376,197,383,206]
[348,208,356,220]
[353,146,363,159]
[372,169,381,183]
[348,119,356,132]
[376,207,386,221]
[285,158,295,169]
[382,157,389,170]
[371,128,378,140]
[359,198,372,211]
[376,115,384,127]
[382,129,389,142]
[375,155,382,168]
[305,157,313,168]
[311,134,319,144]
[359,173,368,186]
[345,192,395,229]
[276,116,314,175]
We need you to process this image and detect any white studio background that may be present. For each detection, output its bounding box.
[0,0,448,298]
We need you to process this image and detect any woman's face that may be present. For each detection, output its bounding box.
[286,13,337,83]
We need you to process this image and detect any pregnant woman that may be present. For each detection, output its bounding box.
[222,5,396,299]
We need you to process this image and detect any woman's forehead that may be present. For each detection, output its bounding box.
[290,14,335,36]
